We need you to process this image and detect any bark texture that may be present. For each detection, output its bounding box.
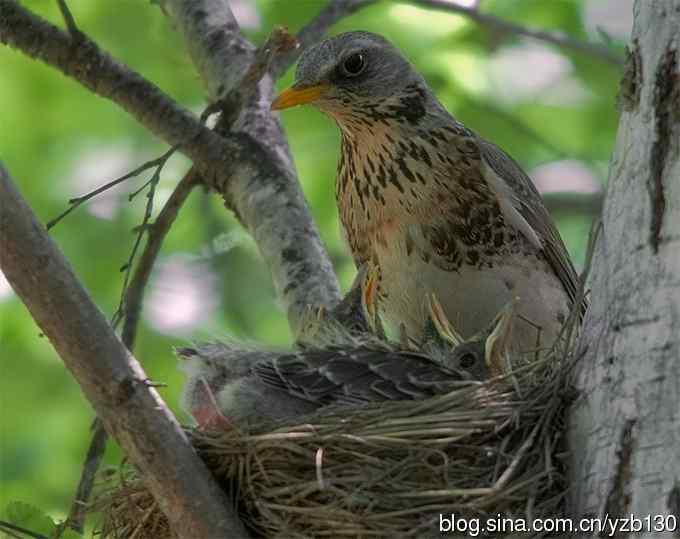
[160,0,341,332]
[0,165,248,538]
[568,1,680,535]
[0,0,340,333]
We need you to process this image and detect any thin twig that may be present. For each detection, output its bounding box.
[0,520,49,539]
[58,31,226,527]
[128,177,157,202]
[55,0,82,39]
[2,164,249,539]
[61,145,180,534]
[491,420,541,493]
[160,0,342,328]
[65,417,108,533]
[271,0,377,78]
[219,26,298,126]
[64,169,197,534]
[564,218,601,352]
[3,0,342,327]
[411,0,623,65]
[0,529,23,539]
[0,1,236,184]
[270,0,622,81]
[200,26,299,128]
[46,149,176,230]
[111,152,170,328]
[0,520,47,539]
[121,169,199,345]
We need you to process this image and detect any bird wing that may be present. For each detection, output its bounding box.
[254,346,469,405]
[408,131,580,309]
[477,138,580,306]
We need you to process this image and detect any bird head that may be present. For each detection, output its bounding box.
[421,293,487,379]
[272,31,429,124]
[421,293,517,380]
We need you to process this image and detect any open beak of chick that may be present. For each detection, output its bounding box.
[424,293,465,348]
[271,83,330,110]
[482,297,518,378]
[421,293,517,381]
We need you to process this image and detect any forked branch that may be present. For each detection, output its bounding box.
[0,164,249,538]
[0,0,341,329]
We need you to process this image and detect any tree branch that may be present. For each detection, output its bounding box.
[158,0,341,331]
[270,0,378,78]
[0,1,220,173]
[121,169,199,346]
[0,164,249,539]
[214,26,298,127]
[64,146,197,535]
[46,148,176,230]
[568,0,680,522]
[66,418,108,533]
[55,0,82,39]
[1,0,610,332]
[269,0,623,80]
[0,0,340,331]
[111,147,176,329]
[69,168,199,534]
[411,0,623,65]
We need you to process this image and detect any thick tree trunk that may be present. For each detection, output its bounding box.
[568,1,680,535]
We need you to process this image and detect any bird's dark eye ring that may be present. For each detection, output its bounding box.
[459,353,476,369]
[342,53,366,76]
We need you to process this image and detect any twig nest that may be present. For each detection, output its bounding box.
[94,354,570,539]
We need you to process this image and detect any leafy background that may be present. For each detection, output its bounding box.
[0,0,630,528]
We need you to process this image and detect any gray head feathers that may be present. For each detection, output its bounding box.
[294,31,427,101]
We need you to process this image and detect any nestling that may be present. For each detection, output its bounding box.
[272,31,582,358]
[178,291,514,429]
[179,265,521,429]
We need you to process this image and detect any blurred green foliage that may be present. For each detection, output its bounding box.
[0,0,625,527]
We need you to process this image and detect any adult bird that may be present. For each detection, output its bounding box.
[272,31,581,358]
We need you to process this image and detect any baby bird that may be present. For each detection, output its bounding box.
[179,272,515,430]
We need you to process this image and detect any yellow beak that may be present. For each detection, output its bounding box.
[271,84,329,111]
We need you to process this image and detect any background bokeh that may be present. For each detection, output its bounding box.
[1,0,630,525]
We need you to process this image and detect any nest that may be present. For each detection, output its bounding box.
[93,349,573,539]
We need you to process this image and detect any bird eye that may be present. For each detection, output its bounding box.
[459,353,476,369]
[342,53,366,77]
